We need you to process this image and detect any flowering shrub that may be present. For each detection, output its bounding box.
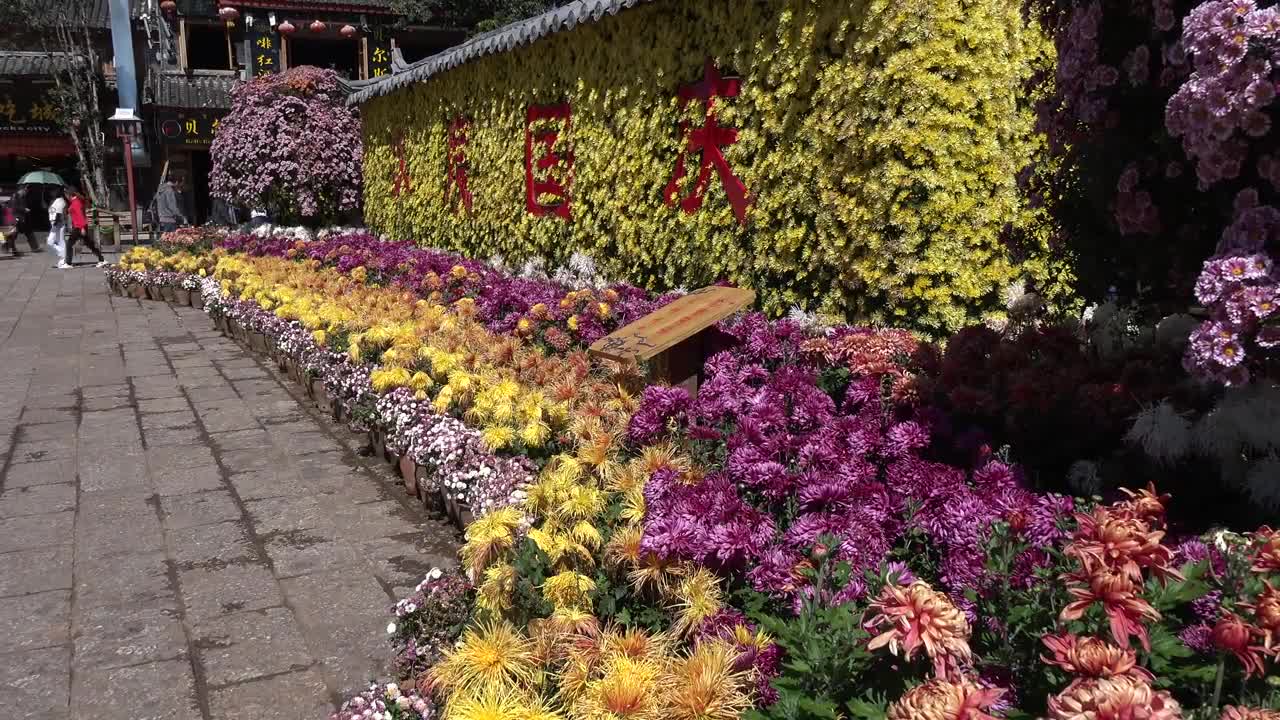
[360,0,1053,334]
[210,67,362,223]
[157,226,228,254]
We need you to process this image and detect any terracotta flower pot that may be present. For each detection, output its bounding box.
[128,283,145,299]
[174,288,191,306]
[399,456,417,496]
[416,466,434,506]
[160,286,176,303]
[146,285,162,301]
[192,293,204,310]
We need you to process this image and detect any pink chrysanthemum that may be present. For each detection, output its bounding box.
[1046,675,1182,720]
[866,581,972,678]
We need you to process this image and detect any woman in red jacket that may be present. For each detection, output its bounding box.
[66,188,107,267]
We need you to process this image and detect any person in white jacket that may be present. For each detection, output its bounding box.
[46,187,70,269]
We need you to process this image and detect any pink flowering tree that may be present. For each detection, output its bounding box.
[210,67,363,224]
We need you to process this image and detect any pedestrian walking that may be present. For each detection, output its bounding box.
[47,187,70,269]
[66,188,108,267]
[149,176,187,233]
[4,187,40,256]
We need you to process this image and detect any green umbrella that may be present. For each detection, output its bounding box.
[16,171,66,186]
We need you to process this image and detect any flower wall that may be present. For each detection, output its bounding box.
[359,0,1053,334]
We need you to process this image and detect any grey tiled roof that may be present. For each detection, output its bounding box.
[152,71,238,109]
[344,0,655,105]
[0,51,75,77]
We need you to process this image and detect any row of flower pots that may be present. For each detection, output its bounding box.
[106,280,473,531]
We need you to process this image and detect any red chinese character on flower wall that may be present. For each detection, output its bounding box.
[445,117,472,214]
[391,132,412,197]
[525,104,573,220]
[664,59,752,225]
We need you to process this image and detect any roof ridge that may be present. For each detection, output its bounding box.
[346,0,654,104]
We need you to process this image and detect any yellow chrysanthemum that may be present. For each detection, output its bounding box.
[670,568,722,636]
[431,620,539,695]
[542,571,596,611]
[482,425,517,451]
[663,641,750,720]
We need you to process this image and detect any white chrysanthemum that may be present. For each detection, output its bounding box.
[1067,460,1103,496]
[1126,402,1192,465]
[518,256,548,280]
[1154,313,1198,351]
[786,306,828,332]
[1246,455,1280,511]
[487,254,510,274]
[1003,278,1028,310]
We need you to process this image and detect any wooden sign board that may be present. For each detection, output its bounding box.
[589,285,754,393]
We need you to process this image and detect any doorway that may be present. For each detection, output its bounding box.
[190,150,211,225]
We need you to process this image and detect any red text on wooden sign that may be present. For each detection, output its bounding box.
[663,60,752,225]
[445,117,472,214]
[525,104,573,220]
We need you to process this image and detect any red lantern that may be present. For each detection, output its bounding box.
[160,0,177,12]
[278,20,295,34]
[218,6,239,21]
[309,19,326,33]
[339,24,357,38]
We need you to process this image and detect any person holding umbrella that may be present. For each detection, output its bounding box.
[4,186,40,256]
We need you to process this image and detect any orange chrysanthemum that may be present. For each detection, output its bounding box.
[1060,569,1161,651]
[886,678,1003,720]
[1115,483,1171,529]
[1046,675,1182,720]
[1241,581,1280,652]
[1221,706,1280,720]
[866,581,973,678]
[1040,633,1154,681]
[1067,507,1181,585]
[1251,527,1280,574]
[1212,612,1269,678]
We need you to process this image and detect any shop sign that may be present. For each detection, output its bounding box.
[249,27,280,76]
[367,39,392,79]
[156,109,224,146]
[0,84,61,135]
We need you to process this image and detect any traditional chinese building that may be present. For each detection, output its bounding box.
[0,1,149,211]
[138,0,463,222]
[0,52,77,186]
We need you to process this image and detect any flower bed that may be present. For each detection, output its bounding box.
[106,232,1280,717]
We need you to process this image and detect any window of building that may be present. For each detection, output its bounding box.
[184,22,233,71]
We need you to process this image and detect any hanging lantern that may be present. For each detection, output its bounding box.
[309,19,326,33]
[339,24,357,38]
[277,20,296,34]
[218,6,239,21]
[160,0,177,12]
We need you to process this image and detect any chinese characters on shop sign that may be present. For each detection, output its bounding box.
[250,29,280,76]
[0,87,61,134]
[156,110,223,146]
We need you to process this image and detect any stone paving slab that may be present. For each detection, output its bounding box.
[0,254,460,719]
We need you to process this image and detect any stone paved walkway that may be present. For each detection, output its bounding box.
[0,252,458,719]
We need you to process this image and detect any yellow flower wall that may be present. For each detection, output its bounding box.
[361,0,1054,334]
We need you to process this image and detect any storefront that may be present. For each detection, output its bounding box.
[147,72,234,225]
[0,51,81,228]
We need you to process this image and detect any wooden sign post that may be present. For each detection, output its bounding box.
[589,286,755,394]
